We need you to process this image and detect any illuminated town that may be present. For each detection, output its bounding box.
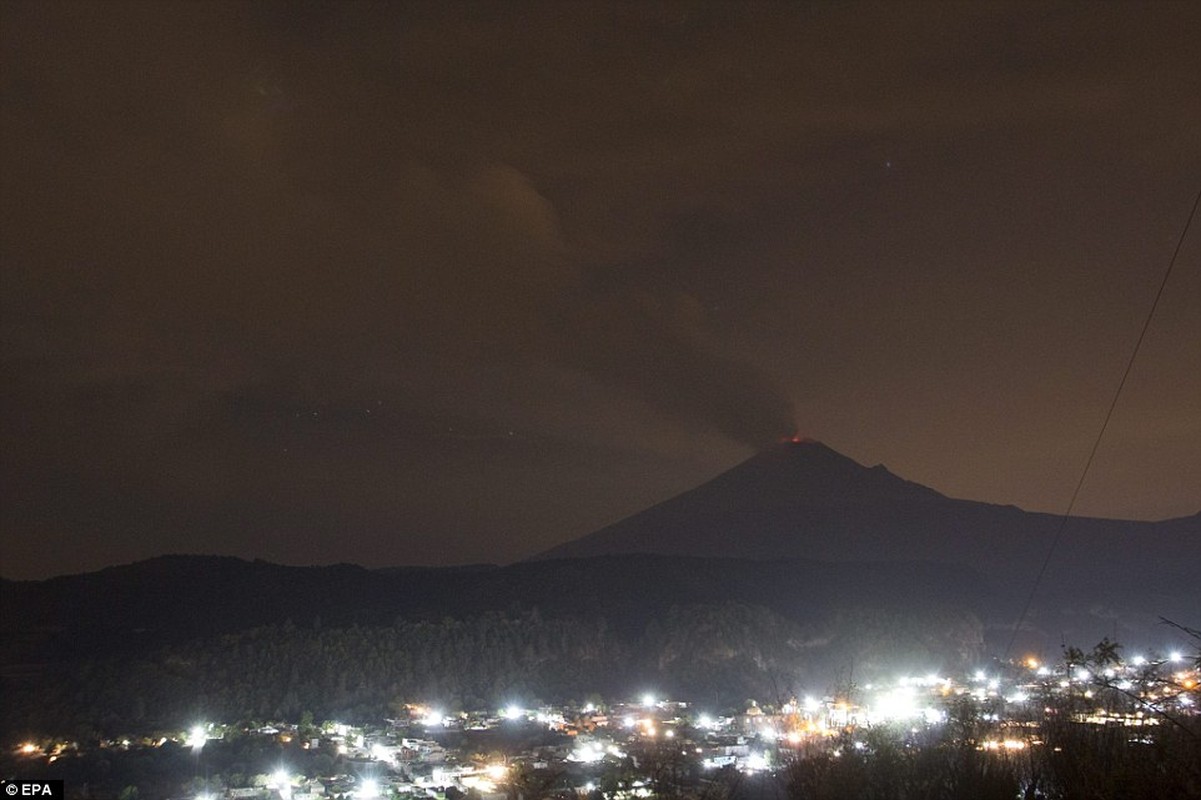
[9,651,1197,800]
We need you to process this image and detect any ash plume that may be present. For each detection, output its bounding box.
[560,289,795,449]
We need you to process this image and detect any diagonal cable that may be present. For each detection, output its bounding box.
[1004,185,1201,660]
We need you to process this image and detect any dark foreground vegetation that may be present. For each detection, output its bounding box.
[784,715,1201,800]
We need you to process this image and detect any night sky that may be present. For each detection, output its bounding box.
[2,2,1198,580]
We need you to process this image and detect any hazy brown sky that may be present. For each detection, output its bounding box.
[2,1,1198,579]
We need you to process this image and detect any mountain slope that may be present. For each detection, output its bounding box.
[534,439,1199,588]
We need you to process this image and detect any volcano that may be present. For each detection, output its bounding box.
[535,440,1199,628]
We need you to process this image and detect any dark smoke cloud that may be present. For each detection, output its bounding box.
[560,289,795,448]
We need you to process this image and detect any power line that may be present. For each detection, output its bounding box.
[1003,184,1201,660]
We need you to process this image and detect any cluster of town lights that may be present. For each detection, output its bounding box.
[14,647,1193,800]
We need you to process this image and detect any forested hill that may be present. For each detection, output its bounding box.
[2,551,1191,740]
[5,549,1187,675]
[0,553,999,735]
[4,600,996,740]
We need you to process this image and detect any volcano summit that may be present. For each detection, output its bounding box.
[537,439,1198,642]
